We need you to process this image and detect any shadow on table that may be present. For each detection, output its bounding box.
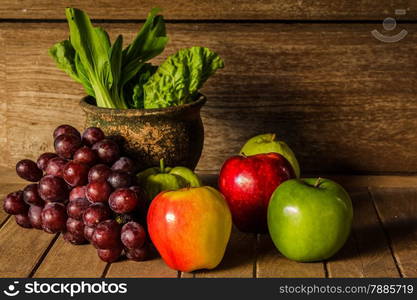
[193,229,256,276]
[331,189,417,261]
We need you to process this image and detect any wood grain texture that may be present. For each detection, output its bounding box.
[1,23,417,173]
[327,189,399,277]
[195,228,256,278]
[0,219,57,277]
[0,168,27,185]
[200,173,417,189]
[371,188,417,277]
[0,0,414,20]
[325,175,417,189]
[256,234,325,277]
[0,29,6,166]
[33,236,107,278]
[1,23,85,168]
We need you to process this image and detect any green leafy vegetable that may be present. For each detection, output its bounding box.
[49,8,223,110]
[121,8,168,89]
[48,40,78,82]
[143,47,224,109]
[65,8,123,108]
[124,63,158,109]
[109,34,124,103]
[74,53,95,97]
[49,40,96,97]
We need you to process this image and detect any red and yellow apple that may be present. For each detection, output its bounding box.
[147,186,232,272]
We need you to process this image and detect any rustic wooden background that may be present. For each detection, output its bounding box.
[0,1,416,174]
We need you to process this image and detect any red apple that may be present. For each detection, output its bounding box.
[218,153,294,233]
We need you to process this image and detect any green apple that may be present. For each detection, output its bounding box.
[169,166,202,188]
[136,159,202,201]
[267,178,353,262]
[240,133,300,178]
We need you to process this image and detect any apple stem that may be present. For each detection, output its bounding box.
[314,177,322,187]
[160,158,165,173]
[241,152,247,158]
[270,133,276,142]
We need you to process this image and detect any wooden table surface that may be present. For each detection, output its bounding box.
[1,167,417,278]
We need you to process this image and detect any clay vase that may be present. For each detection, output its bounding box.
[79,94,206,170]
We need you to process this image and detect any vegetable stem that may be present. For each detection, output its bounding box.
[314,177,323,188]
[160,158,165,173]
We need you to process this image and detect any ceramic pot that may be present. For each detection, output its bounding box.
[79,95,206,170]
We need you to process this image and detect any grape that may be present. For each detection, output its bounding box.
[63,231,87,245]
[82,127,105,146]
[107,171,132,189]
[38,175,68,202]
[111,157,137,174]
[82,203,111,227]
[107,135,126,149]
[63,161,89,187]
[66,217,84,236]
[69,186,87,201]
[121,222,146,249]
[3,191,28,215]
[129,186,145,197]
[73,146,97,166]
[23,184,44,206]
[67,198,90,220]
[97,247,123,262]
[45,157,68,177]
[41,202,67,233]
[86,181,112,203]
[54,134,82,159]
[129,186,146,210]
[92,139,120,164]
[7,125,151,255]
[28,205,43,229]
[125,245,148,261]
[108,188,138,214]
[16,159,43,182]
[53,124,80,139]
[37,153,58,171]
[84,225,95,241]
[15,214,32,228]
[92,220,122,249]
[88,164,111,182]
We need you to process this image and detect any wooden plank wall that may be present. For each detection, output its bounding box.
[0,1,416,20]
[0,1,416,174]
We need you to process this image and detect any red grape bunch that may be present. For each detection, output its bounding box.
[3,124,149,263]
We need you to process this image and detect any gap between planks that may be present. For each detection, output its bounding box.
[368,187,403,277]
[28,234,60,278]
[326,188,399,278]
[369,187,417,278]
[0,219,60,277]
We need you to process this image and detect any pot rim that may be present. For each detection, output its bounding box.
[79,93,206,117]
